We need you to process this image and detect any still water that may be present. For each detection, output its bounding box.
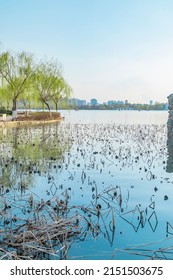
[60,109,168,124]
[0,110,173,260]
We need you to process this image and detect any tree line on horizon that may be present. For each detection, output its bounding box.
[0,50,72,118]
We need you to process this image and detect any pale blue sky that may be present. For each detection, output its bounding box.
[1,0,173,103]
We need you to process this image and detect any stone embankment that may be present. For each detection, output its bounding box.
[167,94,173,172]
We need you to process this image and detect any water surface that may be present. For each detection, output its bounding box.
[0,110,172,260]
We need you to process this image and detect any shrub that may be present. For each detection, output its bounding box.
[0,108,12,115]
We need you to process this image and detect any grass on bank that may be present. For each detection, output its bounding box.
[16,112,61,121]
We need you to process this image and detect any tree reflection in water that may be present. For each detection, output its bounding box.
[0,121,173,260]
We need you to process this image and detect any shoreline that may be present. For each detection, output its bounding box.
[0,117,64,128]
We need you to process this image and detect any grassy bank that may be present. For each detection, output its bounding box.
[17,112,61,121]
[0,112,64,127]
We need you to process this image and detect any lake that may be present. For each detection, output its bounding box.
[1,110,173,260]
[60,109,168,124]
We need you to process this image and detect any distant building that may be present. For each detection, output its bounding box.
[66,98,86,107]
[115,100,124,105]
[107,100,114,106]
[90,98,98,106]
[107,100,124,106]
[75,99,86,106]
[150,100,153,106]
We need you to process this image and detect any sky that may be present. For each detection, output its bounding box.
[0,0,173,104]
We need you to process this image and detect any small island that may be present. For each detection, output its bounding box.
[0,111,64,127]
[0,50,71,125]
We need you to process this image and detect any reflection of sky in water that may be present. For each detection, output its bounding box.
[60,110,168,125]
[0,111,173,260]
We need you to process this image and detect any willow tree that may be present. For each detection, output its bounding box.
[52,77,72,111]
[34,60,62,116]
[0,51,34,119]
[0,84,10,109]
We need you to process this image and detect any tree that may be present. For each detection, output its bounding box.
[0,84,11,109]
[52,77,72,111]
[34,60,62,116]
[19,89,35,114]
[0,51,34,119]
